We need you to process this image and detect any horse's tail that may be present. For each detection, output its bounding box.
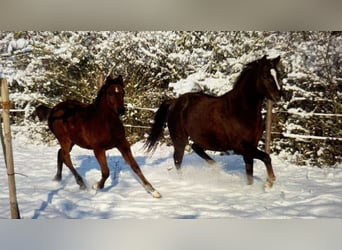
[145,99,173,153]
[34,104,51,122]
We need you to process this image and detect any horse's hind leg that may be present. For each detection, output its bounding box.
[191,143,216,165]
[243,156,254,185]
[173,144,186,170]
[53,148,63,181]
[118,141,161,198]
[59,145,86,190]
[169,130,188,170]
[93,148,109,190]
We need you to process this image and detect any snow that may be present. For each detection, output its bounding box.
[1,134,342,219]
[169,71,233,96]
[7,38,31,55]
[0,31,341,220]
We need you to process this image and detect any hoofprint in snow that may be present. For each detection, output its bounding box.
[1,137,342,219]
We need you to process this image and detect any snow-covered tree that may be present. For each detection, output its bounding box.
[0,31,341,165]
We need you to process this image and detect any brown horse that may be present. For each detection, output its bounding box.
[145,55,283,188]
[48,75,161,198]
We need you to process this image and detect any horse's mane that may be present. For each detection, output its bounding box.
[94,82,111,104]
[233,58,262,89]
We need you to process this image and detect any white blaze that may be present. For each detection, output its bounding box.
[270,68,281,90]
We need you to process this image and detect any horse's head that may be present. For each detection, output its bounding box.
[102,75,126,115]
[256,55,283,102]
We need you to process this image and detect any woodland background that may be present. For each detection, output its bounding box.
[0,31,341,166]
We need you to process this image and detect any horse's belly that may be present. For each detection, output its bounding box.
[67,123,120,150]
[187,121,255,152]
[189,131,232,152]
[70,135,118,150]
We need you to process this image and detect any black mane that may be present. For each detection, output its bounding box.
[233,59,261,89]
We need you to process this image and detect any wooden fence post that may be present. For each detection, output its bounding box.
[265,100,273,154]
[1,78,20,219]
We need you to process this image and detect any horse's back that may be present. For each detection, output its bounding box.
[48,100,90,138]
[51,99,87,114]
[49,100,85,125]
[170,92,226,121]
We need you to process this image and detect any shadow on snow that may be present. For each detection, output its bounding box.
[33,150,260,218]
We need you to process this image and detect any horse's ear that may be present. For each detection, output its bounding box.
[103,75,112,87]
[261,55,267,61]
[117,75,124,86]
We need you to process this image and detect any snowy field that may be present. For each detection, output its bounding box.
[1,32,341,221]
[2,59,342,219]
[1,135,342,219]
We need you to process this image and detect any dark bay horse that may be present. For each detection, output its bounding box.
[48,75,161,198]
[145,55,283,188]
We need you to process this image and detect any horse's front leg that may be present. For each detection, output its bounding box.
[118,141,161,198]
[253,149,276,188]
[243,156,254,185]
[93,149,110,190]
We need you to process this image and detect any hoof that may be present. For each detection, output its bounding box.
[145,184,162,198]
[210,162,221,168]
[53,175,62,182]
[92,182,100,190]
[264,178,274,189]
[92,181,105,190]
[247,176,254,185]
[264,177,275,189]
[79,184,87,190]
[151,190,162,198]
[208,159,218,166]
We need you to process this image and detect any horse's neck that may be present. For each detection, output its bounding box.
[92,101,118,121]
[226,76,264,115]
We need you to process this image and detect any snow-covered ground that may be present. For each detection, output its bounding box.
[0,33,341,220]
[1,134,341,219]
